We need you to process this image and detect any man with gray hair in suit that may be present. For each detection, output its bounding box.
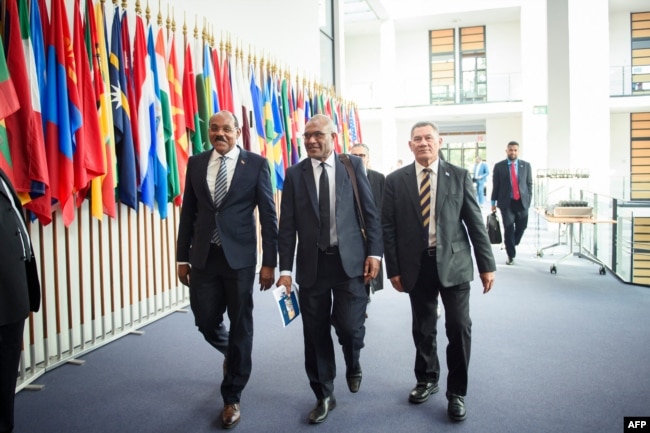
[382,120,495,422]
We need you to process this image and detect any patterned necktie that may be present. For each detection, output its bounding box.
[420,168,432,228]
[211,156,228,245]
[510,162,521,200]
[318,162,330,251]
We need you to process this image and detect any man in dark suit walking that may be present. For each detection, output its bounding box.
[490,140,533,265]
[0,168,40,433]
[276,114,382,424]
[349,143,385,297]
[382,121,495,422]
[176,110,278,429]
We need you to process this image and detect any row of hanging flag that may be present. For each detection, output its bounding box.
[0,0,364,227]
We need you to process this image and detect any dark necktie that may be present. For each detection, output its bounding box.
[510,162,520,200]
[211,156,228,245]
[420,168,432,229]
[318,162,330,251]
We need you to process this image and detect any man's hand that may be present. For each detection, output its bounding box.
[390,275,404,292]
[178,264,191,286]
[480,271,495,294]
[275,275,293,294]
[259,266,275,291]
[363,257,380,284]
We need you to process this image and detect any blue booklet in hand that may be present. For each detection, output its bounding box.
[272,285,300,327]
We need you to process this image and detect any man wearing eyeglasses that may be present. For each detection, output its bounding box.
[276,114,382,424]
[176,110,278,429]
[349,143,385,302]
[382,121,495,422]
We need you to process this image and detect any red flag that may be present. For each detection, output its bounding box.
[44,0,83,226]
[167,34,188,204]
[4,0,51,224]
[72,0,105,212]
[211,45,224,110]
[220,50,235,113]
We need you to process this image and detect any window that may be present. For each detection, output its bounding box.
[429,26,486,104]
[319,0,335,87]
[459,26,486,103]
[631,12,650,96]
[429,29,455,104]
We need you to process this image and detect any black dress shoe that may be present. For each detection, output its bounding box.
[447,394,467,421]
[346,374,362,393]
[346,366,362,393]
[408,382,439,404]
[308,395,336,424]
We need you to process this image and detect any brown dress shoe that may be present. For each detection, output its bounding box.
[222,403,240,429]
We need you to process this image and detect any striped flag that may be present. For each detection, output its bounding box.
[5,0,51,224]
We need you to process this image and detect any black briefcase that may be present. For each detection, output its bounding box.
[486,211,503,245]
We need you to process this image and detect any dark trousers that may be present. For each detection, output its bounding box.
[298,249,367,399]
[0,320,25,433]
[189,245,255,404]
[501,199,529,258]
[409,249,472,396]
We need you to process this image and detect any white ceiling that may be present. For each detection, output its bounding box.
[343,0,649,36]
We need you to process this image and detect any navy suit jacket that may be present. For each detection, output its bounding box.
[382,160,495,292]
[0,169,40,326]
[490,159,533,210]
[177,146,278,271]
[278,154,382,288]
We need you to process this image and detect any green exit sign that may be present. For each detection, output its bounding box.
[533,105,548,114]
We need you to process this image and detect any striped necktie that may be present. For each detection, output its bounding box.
[211,156,228,245]
[420,168,432,228]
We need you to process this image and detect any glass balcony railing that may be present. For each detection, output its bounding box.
[348,66,646,109]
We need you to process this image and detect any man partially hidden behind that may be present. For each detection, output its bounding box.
[349,143,385,301]
[382,121,495,422]
[176,111,278,429]
[490,140,533,265]
[0,168,41,433]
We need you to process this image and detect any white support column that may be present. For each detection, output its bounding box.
[547,0,611,193]
[520,0,548,176]
[567,0,610,194]
[379,19,398,167]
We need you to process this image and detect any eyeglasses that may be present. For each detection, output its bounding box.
[209,126,236,134]
[411,135,437,144]
[351,153,367,158]
[302,131,327,140]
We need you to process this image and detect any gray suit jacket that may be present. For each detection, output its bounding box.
[177,146,278,270]
[278,154,382,288]
[0,168,40,326]
[491,159,533,210]
[382,160,495,292]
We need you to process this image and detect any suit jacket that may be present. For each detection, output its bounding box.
[367,168,385,292]
[278,153,382,288]
[0,169,40,326]
[177,146,278,270]
[382,160,495,292]
[490,158,533,210]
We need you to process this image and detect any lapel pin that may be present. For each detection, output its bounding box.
[445,171,449,176]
